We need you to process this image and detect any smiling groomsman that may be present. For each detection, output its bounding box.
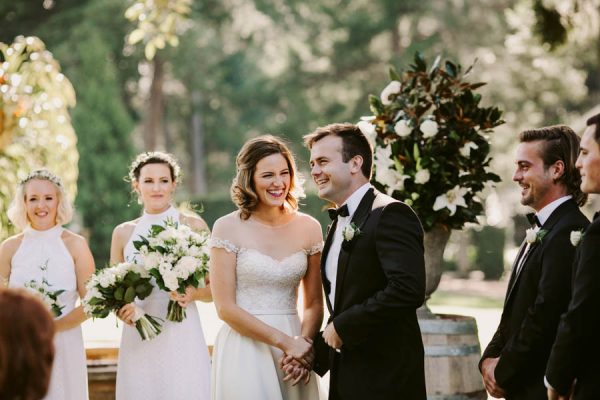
[480,125,589,399]
[546,114,600,400]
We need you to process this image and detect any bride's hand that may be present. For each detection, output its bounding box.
[280,355,311,386]
[169,287,194,307]
[116,303,137,326]
[282,336,312,368]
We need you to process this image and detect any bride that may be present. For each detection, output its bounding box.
[210,135,323,400]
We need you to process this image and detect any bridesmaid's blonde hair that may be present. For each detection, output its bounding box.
[7,169,73,230]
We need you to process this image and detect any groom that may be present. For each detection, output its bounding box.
[303,122,426,399]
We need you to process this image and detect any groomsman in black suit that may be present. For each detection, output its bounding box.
[546,114,600,400]
[480,125,589,400]
[304,123,426,400]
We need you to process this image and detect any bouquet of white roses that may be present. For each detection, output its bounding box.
[133,218,210,322]
[82,262,162,340]
[24,261,65,317]
[358,52,503,231]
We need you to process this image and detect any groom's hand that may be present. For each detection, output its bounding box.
[323,322,343,350]
[481,357,505,398]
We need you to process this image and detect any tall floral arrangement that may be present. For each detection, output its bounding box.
[358,53,503,232]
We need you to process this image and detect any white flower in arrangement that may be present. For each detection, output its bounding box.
[143,252,163,271]
[570,230,583,247]
[433,185,469,216]
[376,166,409,195]
[414,169,431,184]
[148,237,162,248]
[374,144,394,166]
[357,120,377,146]
[394,119,412,137]
[97,269,117,288]
[380,80,401,105]
[175,256,198,278]
[342,223,361,242]
[420,119,439,138]
[460,141,479,157]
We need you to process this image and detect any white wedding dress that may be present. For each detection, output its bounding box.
[9,225,88,400]
[116,207,211,400]
[209,237,322,400]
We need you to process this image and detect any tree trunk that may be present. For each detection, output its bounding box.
[144,56,164,151]
[190,90,207,195]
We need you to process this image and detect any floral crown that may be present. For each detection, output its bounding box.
[19,169,63,187]
[128,151,181,183]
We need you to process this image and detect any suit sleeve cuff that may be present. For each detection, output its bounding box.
[544,376,555,391]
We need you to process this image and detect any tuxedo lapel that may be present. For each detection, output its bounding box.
[332,188,376,312]
[321,219,338,314]
[505,200,578,305]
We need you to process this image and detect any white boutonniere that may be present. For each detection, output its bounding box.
[570,230,584,247]
[525,228,548,244]
[342,223,361,242]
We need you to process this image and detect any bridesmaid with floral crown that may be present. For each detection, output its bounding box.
[111,151,211,400]
[0,169,95,400]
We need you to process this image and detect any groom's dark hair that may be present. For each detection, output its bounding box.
[304,122,373,179]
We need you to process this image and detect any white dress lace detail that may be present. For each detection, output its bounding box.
[304,241,324,256]
[117,207,210,400]
[9,225,88,400]
[210,236,320,399]
[208,237,239,254]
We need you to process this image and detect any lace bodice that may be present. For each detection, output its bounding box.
[210,238,322,314]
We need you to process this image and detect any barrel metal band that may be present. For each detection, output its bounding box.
[418,319,478,335]
[424,344,480,357]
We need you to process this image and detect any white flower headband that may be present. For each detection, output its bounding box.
[19,169,63,188]
[128,152,181,183]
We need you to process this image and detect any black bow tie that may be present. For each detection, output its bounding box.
[328,204,350,220]
[526,212,541,228]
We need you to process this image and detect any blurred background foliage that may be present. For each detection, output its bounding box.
[1,0,599,269]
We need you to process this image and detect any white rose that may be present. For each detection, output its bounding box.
[394,120,412,137]
[460,141,479,157]
[143,253,163,270]
[380,80,401,105]
[414,169,430,184]
[570,230,583,246]
[525,228,537,244]
[163,273,180,292]
[342,225,356,241]
[176,256,198,278]
[420,119,439,138]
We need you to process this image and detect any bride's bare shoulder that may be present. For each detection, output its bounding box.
[295,212,323,232]
[212,211,243,234]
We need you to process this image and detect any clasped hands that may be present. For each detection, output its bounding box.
[279,322,343,386]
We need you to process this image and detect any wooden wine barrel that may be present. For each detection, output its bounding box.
[419,314,487,400]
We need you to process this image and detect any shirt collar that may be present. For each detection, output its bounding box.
[341,183,372,218]
[536,195,571,226]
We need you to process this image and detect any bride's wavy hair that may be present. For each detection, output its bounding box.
[7,169,73,230]
[231,135,305,220]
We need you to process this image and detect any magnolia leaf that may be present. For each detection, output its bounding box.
[389,67,402,82]
[413,52,427,72]
[429,55,441,77]
[445,61,457,78]
[369,94,384,115]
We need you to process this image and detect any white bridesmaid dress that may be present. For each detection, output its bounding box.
[116,206,211,400]
[9,224,88,400]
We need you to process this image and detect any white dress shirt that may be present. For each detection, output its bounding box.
[515,195,572,278]
[324,183,372,309]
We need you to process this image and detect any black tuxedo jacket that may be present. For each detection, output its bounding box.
[546,212,600,399]
[480,199,589,400]
[313,188,426,400]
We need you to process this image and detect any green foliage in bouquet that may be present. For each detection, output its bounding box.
[359,52,504,231]
[86,271,153,318]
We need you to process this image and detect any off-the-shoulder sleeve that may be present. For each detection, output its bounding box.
[304,241,324,256]
[208,237,239,254]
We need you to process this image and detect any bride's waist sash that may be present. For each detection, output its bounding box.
[245,308,297,316]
